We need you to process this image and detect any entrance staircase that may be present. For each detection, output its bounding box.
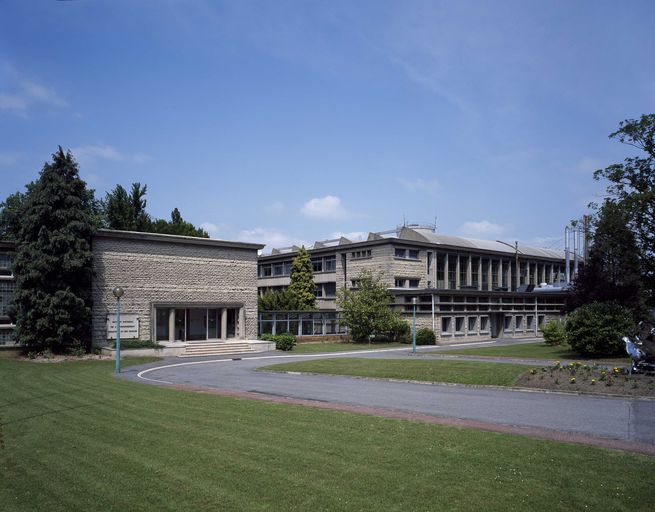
[179,341,255,358]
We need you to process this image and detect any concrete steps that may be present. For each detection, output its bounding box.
[179,341,255,358]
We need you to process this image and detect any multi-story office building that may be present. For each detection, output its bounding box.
[258,225,571,341]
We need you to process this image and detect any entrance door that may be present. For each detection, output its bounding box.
[489,313,504,338]
[174,309,186,341]
[226,309,237,338]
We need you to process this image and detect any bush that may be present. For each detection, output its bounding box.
[109,339,164,350]
[565,302,634,357]
[386,317,411,343]
[261,332,296,351]
[415,328,437,345]
[540,320,566,346]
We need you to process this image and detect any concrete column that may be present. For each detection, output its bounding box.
[239,307,246,339]
[498,259,503,289]
[507,262,512,291]
[221,308,227,340]
[444,254,449,290]
[487,258,493,291]
[168,308,175,342]
[478,258,482,291]
[467,256,472,286]
[533,263,538,285]
[455,254,460,289]
[549,264,554,284]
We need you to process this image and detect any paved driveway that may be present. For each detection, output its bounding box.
[122,340,655,450]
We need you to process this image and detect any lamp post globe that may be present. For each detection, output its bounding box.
[112,287,124,299]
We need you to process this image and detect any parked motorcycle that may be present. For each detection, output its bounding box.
[624,321,655,374]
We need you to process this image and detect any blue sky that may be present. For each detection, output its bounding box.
[1,0,653,252]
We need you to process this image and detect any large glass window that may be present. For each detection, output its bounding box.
[156,308,169,341]
[324,256,336,272]
[468,317,477,332]
[187,308,207,341]
[436,253,445,288]
[441,317,452,335]
[395,248,407,258]
[491,260,499,289]
[312,259,323,272]
[0,281,16,316]
[208,309,220,339]
[471,257,479,288]
[459,256,468,287]
[447,254,457,289]
[481,260,489,291]
[324,282,336,297]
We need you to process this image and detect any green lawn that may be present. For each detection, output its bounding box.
[263,358,533,386]
[1,358,654,511]
[440,342,631,363]
[292,341,406,353]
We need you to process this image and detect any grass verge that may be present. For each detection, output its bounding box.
[439,342,631,363]
[291,341,406,353]
[263,358,532,386]
[1,358,654,511]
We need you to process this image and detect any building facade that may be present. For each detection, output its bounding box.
[257,225,571,341]
[0,229,264,348]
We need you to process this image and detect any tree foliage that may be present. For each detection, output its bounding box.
[258,289,300,311]
[566,201,647,320]
[9,148,96,353]
[336,269,406,341]
[287,247,316,310]
[150,207,209,237]
[103,183,150,231]
[593,114,655,305]
[565,302,634,357]
[102,183,208,237]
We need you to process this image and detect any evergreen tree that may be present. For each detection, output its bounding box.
[0,190,28,240]
[150,207,209,237]
[566,201,647,320]
[103,182,150,231]
[257,289,299,311]
[11,148,96,353]
[287,247,316,310]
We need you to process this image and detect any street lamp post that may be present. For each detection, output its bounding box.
[412,297,417,354]
[112,287,124,374]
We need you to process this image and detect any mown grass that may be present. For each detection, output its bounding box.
[1,358,654,511]
[263,358,534,386]
[292,341,406,353]
[441,342,631,363]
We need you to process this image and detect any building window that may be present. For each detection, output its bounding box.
[352,249,372,259]
[324,256,336,272]
[259,264,272,277]
[273,263,284,276]
[395,248,406,258]
[504,316,512,330]
[471,257,479,288]
[442,317,452,335]
[436,254,445,288]
[480,316,489,332]
[526,315,534,330]
[448,253,457,289]
[516,315,524,331]
[538,315,545,327]
[408,279,420,288]
[0,281,16,317]
[455,317,464,334]
[324,282,336,298]
[312,259,323,272]
[395,278,407,288]
[459,256,468,287]
[408,249,419,259]
[315,286,323,298]
[468,317,477,333]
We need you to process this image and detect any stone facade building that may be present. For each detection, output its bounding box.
[257,225,571,341]
[0,230,263,349]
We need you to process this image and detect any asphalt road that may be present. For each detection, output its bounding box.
[122,340,655,446]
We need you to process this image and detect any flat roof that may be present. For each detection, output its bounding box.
[95,229,264,251]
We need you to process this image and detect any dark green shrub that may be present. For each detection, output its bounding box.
[387,317,411,343]
[540,320,566,346]
[415,328,437,345]
[109,339,164,350]
[565,302,634,356]
[261,332,296,351]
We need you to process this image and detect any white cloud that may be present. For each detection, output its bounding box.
[0,77,67,115]
[200,222,229,238]
[237,227,307,252]
[0,151,22,168]
[397,177,440,195]
[460,220,506,238]
[300,195,348,220]
[70,145,152,166]
[330,231,367,242]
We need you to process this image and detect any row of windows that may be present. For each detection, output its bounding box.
[351,249,372,259]
[394,248,420,259]
[440,314,545,336]
[0,281,16,317]
[259,255,337,277]
[394,278,420,288]
[259,312,347,336]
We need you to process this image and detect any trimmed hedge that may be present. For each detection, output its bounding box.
[261,332,296,351]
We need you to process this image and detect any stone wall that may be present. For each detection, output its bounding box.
[91,233,260,345]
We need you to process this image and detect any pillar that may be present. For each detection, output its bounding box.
[444,254,449,290]
[455,254,460,289]
[239,307,246,340]
[168,308,175,342]
[221,308,227,340]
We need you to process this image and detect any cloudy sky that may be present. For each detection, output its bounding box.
[1,0,653,251]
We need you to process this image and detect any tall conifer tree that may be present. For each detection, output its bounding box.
[11,148,97,352]
[287,247,316,310]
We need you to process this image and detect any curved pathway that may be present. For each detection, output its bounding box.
[122,341,655,455]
